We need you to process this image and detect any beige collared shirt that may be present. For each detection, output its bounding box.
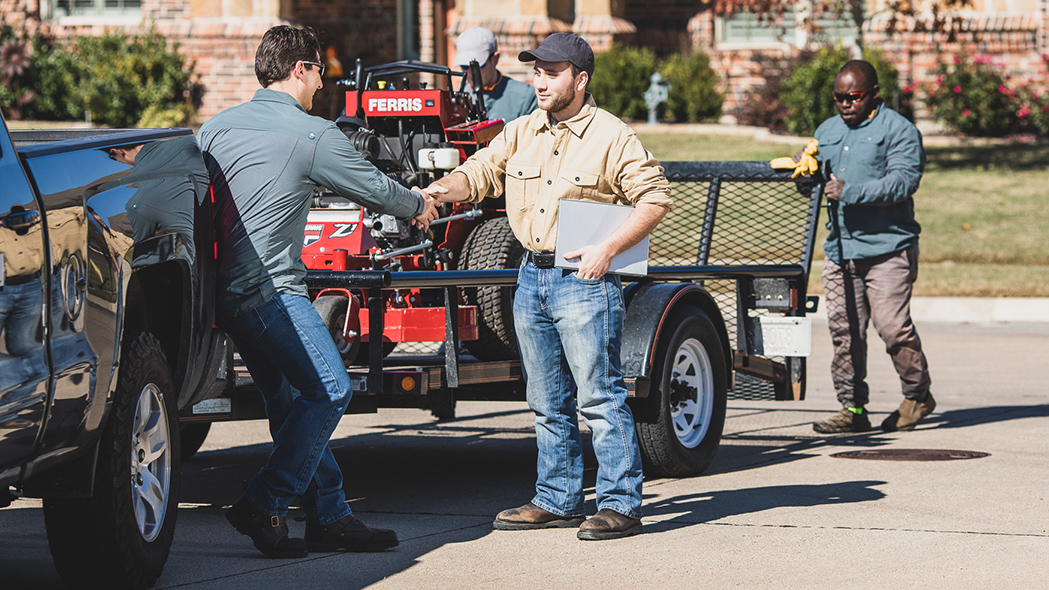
[455,96,673,252]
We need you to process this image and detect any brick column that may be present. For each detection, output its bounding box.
[573,0,637,52]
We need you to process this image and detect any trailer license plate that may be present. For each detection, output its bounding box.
[758,317,811,357]
[191,397,232,415]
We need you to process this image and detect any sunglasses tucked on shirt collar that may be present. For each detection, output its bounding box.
[832,86,877,104]
[301,60,326,76]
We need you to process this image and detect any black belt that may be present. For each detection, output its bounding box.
[527,251,556,269]
[4,271,41,286]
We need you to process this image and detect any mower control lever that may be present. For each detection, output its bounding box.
[373,240,435,261]
[428,209,483,227]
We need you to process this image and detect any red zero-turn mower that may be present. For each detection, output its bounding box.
[303,59,525,364]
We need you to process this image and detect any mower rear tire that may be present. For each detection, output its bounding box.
[460,217,525,361]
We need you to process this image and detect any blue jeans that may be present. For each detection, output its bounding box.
[513,261,643,519]
[0,278,43,357]
[221,293,353,525]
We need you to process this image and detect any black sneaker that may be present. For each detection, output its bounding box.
[225,498,308,558]
[813,407,871,434]
[305,514,399,552]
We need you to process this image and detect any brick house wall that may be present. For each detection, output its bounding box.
[4,0,1047,125]
[1,0,405,123]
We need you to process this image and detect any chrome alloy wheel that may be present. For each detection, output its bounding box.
[668,337,714,448]
[131,383,172,543]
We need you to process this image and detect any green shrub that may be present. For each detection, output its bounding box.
[780,44,903,136]
[71,31,195,127]
[925,55,1019,137]
[737,51,807,133]
[660,51,723,122]
[589,43,657,120]
[1,27,195,127]
[22,36,82,121]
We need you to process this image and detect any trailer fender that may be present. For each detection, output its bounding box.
[622,282,731,395]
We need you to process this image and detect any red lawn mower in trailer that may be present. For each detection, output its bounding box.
[303,60,524,365]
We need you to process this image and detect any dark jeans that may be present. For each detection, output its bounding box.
[222,294,354,525]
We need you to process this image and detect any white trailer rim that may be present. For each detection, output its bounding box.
[670,337,715,449]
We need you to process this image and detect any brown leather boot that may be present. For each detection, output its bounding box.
[305,513,398,552]
[493,502,585,530]
[882,392,936,432]
[577,508,642,540]
[813,407,871,434]
[225,498,308,558]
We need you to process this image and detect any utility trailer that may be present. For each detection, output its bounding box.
[183,161,824,478]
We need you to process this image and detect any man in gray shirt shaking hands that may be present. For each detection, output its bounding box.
[197,25,437,558]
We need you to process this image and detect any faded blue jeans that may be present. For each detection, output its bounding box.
[221,293,354,526]
[513,260,643,520]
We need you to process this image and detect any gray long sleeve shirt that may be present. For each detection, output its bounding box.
[197,88,424,316]
[814,101,924,264]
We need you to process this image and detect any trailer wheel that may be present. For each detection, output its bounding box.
[44,332,179,589]
[636,307,727,478]
[179,422,211,460]
[313,295,360,366]
[460,217,525,361]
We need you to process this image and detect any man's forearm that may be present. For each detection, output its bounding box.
[600,203,668,257]
[428,171,474,203]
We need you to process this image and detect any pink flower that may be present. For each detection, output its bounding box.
[998,85,1007,93]
[962,109,971,117]
[1018,107,1030,118]
[953,55,961,64]
[974,55,991,64]
[903,83,916,93]
[936,75,944,84]
[954,86,962,93]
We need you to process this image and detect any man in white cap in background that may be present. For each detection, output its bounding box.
[455,26,537,123]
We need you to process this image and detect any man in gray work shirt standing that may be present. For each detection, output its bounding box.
[197,25,437,558]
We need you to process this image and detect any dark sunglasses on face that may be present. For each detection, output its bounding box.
[832,86,876,104]
[302,60,326,76]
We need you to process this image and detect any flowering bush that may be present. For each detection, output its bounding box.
[1015,79,1049,136]
[925,55,1021,137]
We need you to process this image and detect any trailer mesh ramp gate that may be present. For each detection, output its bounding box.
[392,162,824,399]
[657,162,823,401]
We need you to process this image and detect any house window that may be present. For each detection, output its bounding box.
[53,0,142,17]
[719,10,857,48]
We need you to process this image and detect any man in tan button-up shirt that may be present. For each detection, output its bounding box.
[428,33,671,541]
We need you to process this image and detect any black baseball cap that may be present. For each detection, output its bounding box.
[519,33,594,77]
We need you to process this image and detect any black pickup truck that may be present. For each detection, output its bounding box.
[0,115,228,589]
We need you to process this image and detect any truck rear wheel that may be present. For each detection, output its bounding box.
[636,307,727,478]
[44,332,179,589]
[460,217,525,361]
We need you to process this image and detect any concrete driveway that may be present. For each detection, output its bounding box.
[2,320,1047,589]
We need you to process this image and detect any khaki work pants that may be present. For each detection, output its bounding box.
[822,243,931,408]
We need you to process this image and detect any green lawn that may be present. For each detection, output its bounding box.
[637,131,1049,297]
